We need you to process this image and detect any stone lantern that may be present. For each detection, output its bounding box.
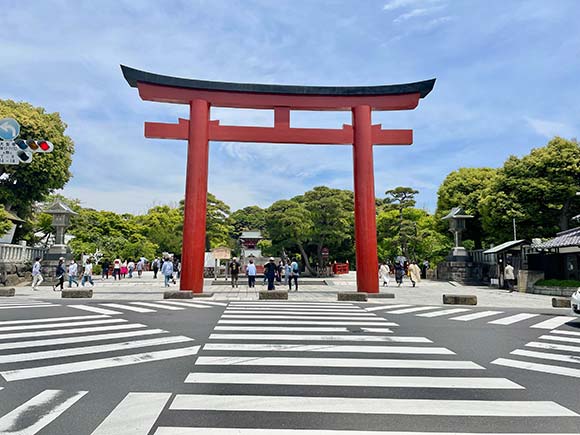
[441,207,473,258]
[41,201,77,283]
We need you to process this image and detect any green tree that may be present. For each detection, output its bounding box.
[435,167,497,248]
[0,208,12,237]
[136,205,183,254]
[229,206,267,239]
[383,187,419,258]
[0,100,75,234]
[479,137,580,242]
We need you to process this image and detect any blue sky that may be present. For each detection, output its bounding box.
[2,0,579,213]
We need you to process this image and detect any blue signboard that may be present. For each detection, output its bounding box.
[0,118,20,141]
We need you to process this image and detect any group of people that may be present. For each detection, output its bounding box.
[379,260,423,288]
[100,258,147,280]
[31,256,95,291]
[228,257,300,291]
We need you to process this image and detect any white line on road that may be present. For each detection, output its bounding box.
[488,313,539,325]
[217,320,398,326]
[214,326,394,333]
[192,300,228,306]
[169,394,577,416]
[101,303,155,313]
[0,318,127,333]
[202,343,454,354]
[526,341,580,353]
[0,314,109,326]
[209,334,431,343]
[0,389,88,434]
[512,349,580,365]
[224,310,376,316]
[530,316,577,329]
[194,356,482,369]
[1,345,201,381]
[492,357,580,378]
[450,311,503,322]
[383,306,439,314]
[222,315,390,321]
[154,429,572,435]
[0,336,194,364]
[0,328,167,351]
[416,308,471,318]
[365,304,412,312]
[0,323,146,341]
[156,301,211,309]
[184,373,522,389]
[539,334,580,344]
[69,305,122,315]
[550,329,580,337]
[91,392,172,435]
[131,302,185,311]
[225,307,364,312]
[0,304,58,310]
[229,302,353,306]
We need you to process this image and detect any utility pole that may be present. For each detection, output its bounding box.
[513,218,517,241]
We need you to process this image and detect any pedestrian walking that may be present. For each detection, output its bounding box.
[289,257,300,291]
[68,259,79,287]
[264,257,277,290]
[152,258,159,279]
[394,261,404,287]
[53,257,65,291]
[161,257,174,287]
[136,258,144,278]
[229,257,240,288]
[379,262,390,287]
[284,260,291,287]
[31,256,43,290]
[121,260,128,278]
[505,262,515,292]
[246,259,257,288]
[113,258,121,280]
[128,259,135,278]
[408,261,421,288]
[276,260,283,283]
[81,258,94,287]
[101,259,110,279]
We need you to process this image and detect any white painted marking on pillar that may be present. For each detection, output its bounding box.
[91,392,172,435]
[0,314,108,326]
[0,389,88,434]
[0,323,146,341]
[530,316,577,329]
[416,308,471,318]
[488,313,539,325]
[224,310,376,316]
[526,341,580,353]
[209,334,431,343]
[131,302,184,311]
[214,326,394,333]
[550,329,580,337]
[384,306,439,314]
[69,305,122,315]
[194,356,483,369]
[365,304,412,312]
[1,345,201,381]
[222,315,390,321]
[154,429,573,435]
[169,394,577,416]
[217,320,397,326]
[156,301,210,309]
[202,343,454,354]
[0,328,167,351]
[102,303,155,313]
[0,336,194,364]
[539,334,580,344]
[450,311,503,322]
[492,357,580,379]
[0,318,127,332]
[184,373,522,389]
[512,349,580,364]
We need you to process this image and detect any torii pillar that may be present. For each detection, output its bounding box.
[121,65,435,294]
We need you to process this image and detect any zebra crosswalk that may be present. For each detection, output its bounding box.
[366,303,578,329]
[0,313,199,382]
[0,298,59,310]
[70,299,225,315]
[492,328,580,379]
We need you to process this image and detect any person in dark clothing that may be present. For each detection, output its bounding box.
[263,257,278,290]
[53,257,65,291]
[229,257,241,288]
[101,260,110,279]
[394,261,405,287]
[152,258,159,279]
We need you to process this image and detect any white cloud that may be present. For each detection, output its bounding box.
[394,8,432,23]
[525,117,576,139]
[383,0,421,11]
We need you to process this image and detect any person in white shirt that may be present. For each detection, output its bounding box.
[379,262,390,287]
[31,257,43,290]
[81,258,94,287]
[113,258,121,280]
[128,260,135,278]
[504,262,515,292]
[246,259,257,288]
[68,259,79,288]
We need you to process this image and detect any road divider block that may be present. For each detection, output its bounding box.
[367,293,395,299]
[62,289,93,298]
[338,292,368,301]
[259,290,288,300]
[552,297,571,308]
[443,294,477,305]
[0,288,15,297]
[164,291,193,299]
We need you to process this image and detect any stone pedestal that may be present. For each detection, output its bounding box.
[436,260,482,285]
[40,244,73,286]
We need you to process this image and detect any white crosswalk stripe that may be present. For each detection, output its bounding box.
[0,318,127,332]
[222,315,391,320]
[416,308,471,317]
[214,326,395,333]
[131,301,185,310]
[157,300,211,308]
[365,304,412,312]
[154,430,572,435]
[224,310,373,315]
[530,316,577,329]
[450,311,503,322]
[383,306,439,314]
[203,343,455,354]
[101,303,155,313]
[70,300,221,315]
[0,314,109,326]
[0,303,58,310]
[209,333,432,343]
[69,304,123,315]
[488,313,539,325]
[218,319,398,326]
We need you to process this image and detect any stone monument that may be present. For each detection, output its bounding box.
[42,201,77,284]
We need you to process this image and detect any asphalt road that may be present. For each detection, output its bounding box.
[0,298,579,434]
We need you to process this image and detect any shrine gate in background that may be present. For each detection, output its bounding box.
[121,65,435,294]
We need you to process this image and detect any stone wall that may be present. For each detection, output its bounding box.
[436,260,483,285]
[517,269,545,293]
[528,285,578,298]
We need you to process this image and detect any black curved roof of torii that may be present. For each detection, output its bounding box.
[121,65,436,98]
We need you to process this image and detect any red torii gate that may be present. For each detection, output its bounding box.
[121,65,435,294]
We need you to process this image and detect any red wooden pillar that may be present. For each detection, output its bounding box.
[352,105,379,293]
[181,99,210,292]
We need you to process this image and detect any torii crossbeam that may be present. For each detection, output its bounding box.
[121,65,435,294]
